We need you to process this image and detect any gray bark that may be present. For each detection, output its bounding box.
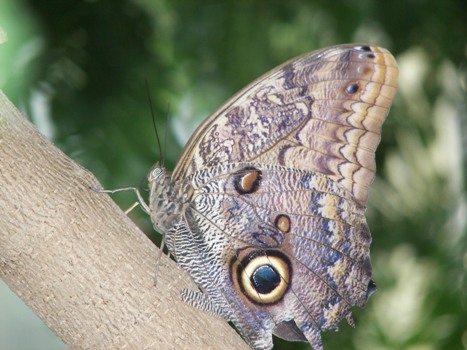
[0,90,248,349]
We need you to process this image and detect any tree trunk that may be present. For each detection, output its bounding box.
[0,90,248,349]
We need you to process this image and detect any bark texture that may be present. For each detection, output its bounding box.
[0,91,248,349]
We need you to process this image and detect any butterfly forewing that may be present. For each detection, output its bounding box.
[172,45,397,205]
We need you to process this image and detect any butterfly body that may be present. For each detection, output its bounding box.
[146,45,398,349]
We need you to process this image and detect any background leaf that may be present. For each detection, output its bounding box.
[1,0,466,349]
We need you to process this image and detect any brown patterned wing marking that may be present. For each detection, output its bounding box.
[172,45,398,205]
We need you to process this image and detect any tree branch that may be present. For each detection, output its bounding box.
[0,91,248,349]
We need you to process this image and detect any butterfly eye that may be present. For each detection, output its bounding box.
[232,250,291,305]
[149,167,163,181]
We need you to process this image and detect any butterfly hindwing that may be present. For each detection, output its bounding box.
[172,162,372,350]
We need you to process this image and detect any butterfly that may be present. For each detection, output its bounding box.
[114,44,397,350]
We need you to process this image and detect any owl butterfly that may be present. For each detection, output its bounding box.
[138,45,396,349]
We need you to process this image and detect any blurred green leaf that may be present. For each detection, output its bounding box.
[0,0,466,349]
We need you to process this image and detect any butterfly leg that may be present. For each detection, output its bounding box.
[123,201,140,214]
[153,237,167,287]
[91,186,151,214]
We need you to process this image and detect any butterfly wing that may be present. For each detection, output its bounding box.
[172,45,398,205]
[176,163,373,349]
[158,44,398,349]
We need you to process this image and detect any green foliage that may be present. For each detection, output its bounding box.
[1,0,466,349]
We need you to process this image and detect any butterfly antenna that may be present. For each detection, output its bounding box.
[163,101,171,166]
[145,79,163,164]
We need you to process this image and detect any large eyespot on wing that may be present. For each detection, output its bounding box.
[172,44,398,206]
